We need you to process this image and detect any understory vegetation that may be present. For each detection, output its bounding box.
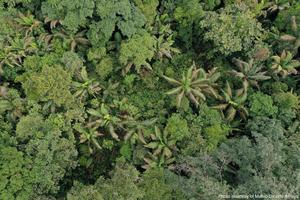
[1,0,300,199]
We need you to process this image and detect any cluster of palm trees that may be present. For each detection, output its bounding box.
[162,15,300,119]
[163,41,299,122]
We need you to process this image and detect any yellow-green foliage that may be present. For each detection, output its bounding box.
[133,0,159,24]
[96,56,114,80]
[165,113,190,141]
[204,124,229,151]
[249,92,278,117]
[200,4,265,56]
[273,92,299,110]
[119,32,156,71]
[18,65,74,107]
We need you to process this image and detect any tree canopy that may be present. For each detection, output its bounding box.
[0,0,300,199]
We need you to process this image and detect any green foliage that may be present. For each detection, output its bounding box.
[169,155,230,200]
[200,4,265,56]
[87,21,115,48]
[139,168,173,200]
[225,117,300,194]
[174,0,202,28]
[67,163,145,200]
[249,92,278,117]
[182,104,226,155]
[61,51,84,75]
[72,67,101,102]
[0,0,32,8]
[41,0,95,32]
[67,165,178,200]
[196,104,224,127]
[154,24,180,61]
[89,0,146,47]
[87,103,126,141]
[74,123,102,154]
[1,113,77,199]
[0,33,38,76]
[201,0,221,10]
[55,30,90,51]
[0,146,32,200]
[67,181,103,200]
[263,81,289,93]
[185,116,300,195]
[97,0,145,38]
[96,163,144,200]
[174,0,204,48]
[275,3,300,32]
[15,113,44,141]
[0,88,24,121]
[272,91,298,125]
[120,142,132,160]
[127,89,167,122]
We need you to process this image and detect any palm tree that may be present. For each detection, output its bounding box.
[280,16,300,56]
[87,104,121,141]
[101,80,119,101]
[72,67,101,102]
[38,17,61,48]
[212,82,248,122]
[123,115,157,145]
[155,34,180,60]
[267,1,290,14]
[73,123,103,154]
[163,62,220,107]
[0,84,8,97]
[0,47,22,72]
[0,35,37,72]
[231,58,270,89]
[15,12,41,36]
[142,126,176,169]
[44,16,61,30]
[271,50,300,77]
[55,29,89,51]
[153,24,180,60]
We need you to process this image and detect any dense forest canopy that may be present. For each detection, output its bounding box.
[0,0,300,199]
